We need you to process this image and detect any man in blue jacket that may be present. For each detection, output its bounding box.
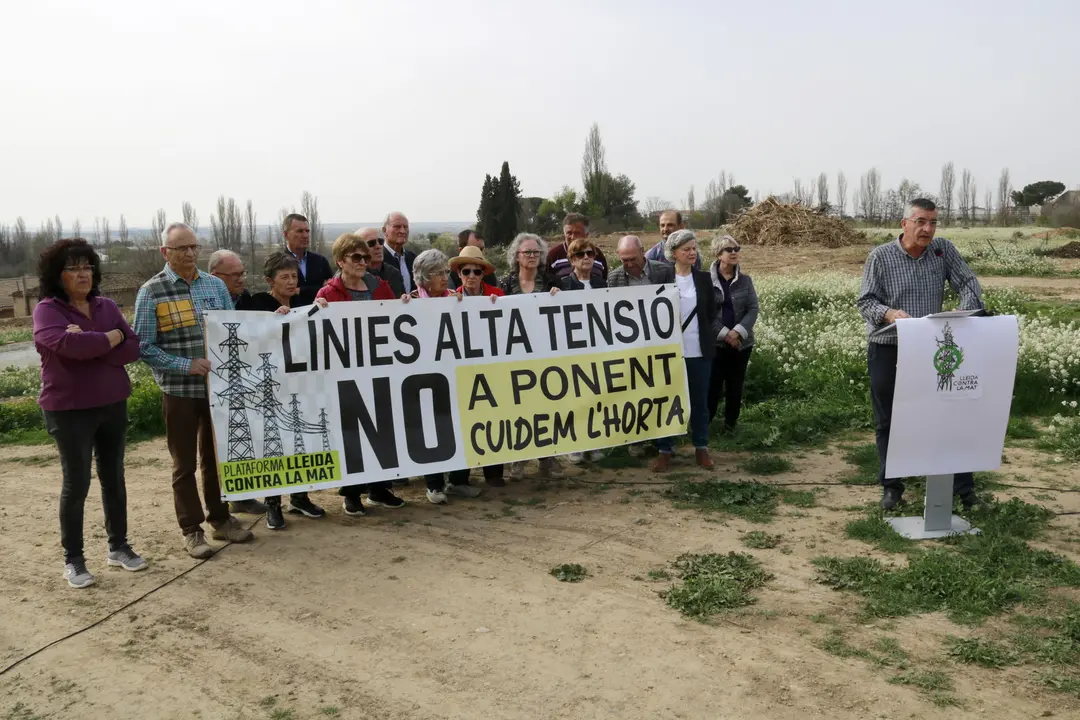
[282,213,333,305]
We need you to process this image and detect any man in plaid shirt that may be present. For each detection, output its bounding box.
[134,222,254,558]
[857,198,985,511]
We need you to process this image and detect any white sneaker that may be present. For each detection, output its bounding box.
[589,450,605,462]
[567,452,584,465]
[627,443,644,457]
[508,461,526,480]
[426,489,448,504]
[446,483,482,498]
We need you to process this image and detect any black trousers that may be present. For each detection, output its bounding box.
[425,465,503,491]
[340,479,393,500]
[44,400,129,564]
[867,343,974,494]
[708,346,753,427]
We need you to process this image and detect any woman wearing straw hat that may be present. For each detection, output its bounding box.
[451,245,505,299]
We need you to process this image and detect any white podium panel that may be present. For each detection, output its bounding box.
[885,315,1019,479]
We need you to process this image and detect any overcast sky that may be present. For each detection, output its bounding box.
[2,0,1077,229]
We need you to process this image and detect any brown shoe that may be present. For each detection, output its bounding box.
[183,530,214,560]
[650,453,673,472]
[210,516,254,544]
[695,448,714,469]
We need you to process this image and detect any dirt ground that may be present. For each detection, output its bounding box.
[1,437,1078,720]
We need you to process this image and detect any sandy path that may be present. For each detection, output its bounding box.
[1,439,1078,719]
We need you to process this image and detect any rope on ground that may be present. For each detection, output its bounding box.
[0,515,262,678]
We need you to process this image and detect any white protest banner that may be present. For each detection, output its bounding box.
[204,285,690,500]
[885,315,1019,478]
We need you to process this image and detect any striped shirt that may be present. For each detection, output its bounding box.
[857,235,983,345]
[133,264,234,397]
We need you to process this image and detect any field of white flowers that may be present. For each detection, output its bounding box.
[715,272,1080,458]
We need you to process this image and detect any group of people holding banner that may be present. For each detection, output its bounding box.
[33,196,984,591]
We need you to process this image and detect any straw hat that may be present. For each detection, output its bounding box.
[449,245,495,275]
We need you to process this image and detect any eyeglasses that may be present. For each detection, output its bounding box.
[910,218,938,228]
[166,244,200,255]
[459,268,484,277]
[346,253,370,264]
[721,246,741,254]
[63,265,93,274]
[572,250,596,259]
[518,250,541,257]
[366,238,385,248]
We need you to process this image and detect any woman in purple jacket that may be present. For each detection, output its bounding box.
[33,239,145,588]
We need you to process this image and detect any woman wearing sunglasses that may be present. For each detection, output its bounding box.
[450,245,505,299]
[316,233,401,517]
[557,238,608,291]
[706,235,758,432]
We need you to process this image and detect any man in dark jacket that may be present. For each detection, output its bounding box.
[546,213,608,281]
[382,212,417,294]
[282,213,333,305]
[608,235,675,287]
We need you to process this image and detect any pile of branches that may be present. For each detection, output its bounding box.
[727,197,865,248]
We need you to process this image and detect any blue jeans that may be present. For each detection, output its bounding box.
[656,357,712,454]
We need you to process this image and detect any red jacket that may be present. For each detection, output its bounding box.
[316,274,396,303]
[454,282,505,298]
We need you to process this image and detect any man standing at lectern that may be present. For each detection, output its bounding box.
[856,198,985,511]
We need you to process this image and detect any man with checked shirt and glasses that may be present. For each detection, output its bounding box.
[856,198,986,512]
[133,222,255,559]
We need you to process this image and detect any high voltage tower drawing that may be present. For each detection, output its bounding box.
[216,323,255,461]
[208,326,335,460]
[318,409,332,451]
[289,393,306,455]
[254,353,284,457]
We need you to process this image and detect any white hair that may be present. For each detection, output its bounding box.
[617,235,643,252]
[506,233,549,272]
[411,249,449,287]
[383,212,408,227]
[664,229,697,261]
[162,221,194,246]
[208,249,242,273]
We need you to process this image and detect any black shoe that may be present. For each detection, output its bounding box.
[288,495,326,518]
[367,487,406,508]
[342,495,367,517]
[229,499,268,515]
[392,477,410,487]
[880,487,904,511]
[959,491,987,511]
[266,502,286,530]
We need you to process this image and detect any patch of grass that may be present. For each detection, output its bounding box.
[661,552,773,620]
[0,328,32,346]
[269,710,295,720]
[1040,672,1080,698]
[667,478,779,522]
[815,499,1080,624]
[844,515,913,553]
[390,556,406,564]
[839,443,879,485]
[595,449,642,470]
[318,707,341,717]
[945,636,1020,669]
[647,569,672,581]
[259,696,277,708]
[742,531,783,549]
[819,629,909,667]
[779,488,817,508]
[887,670,960,707]
[550,563,587,582]
[5,702,45,720]
[1007,416,1040,440]
[738,454,794,476]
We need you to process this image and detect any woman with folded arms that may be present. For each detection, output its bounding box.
[33,238,145,588]
[707,236,759,431]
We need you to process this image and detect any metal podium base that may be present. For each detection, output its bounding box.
[884,474,981,540]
